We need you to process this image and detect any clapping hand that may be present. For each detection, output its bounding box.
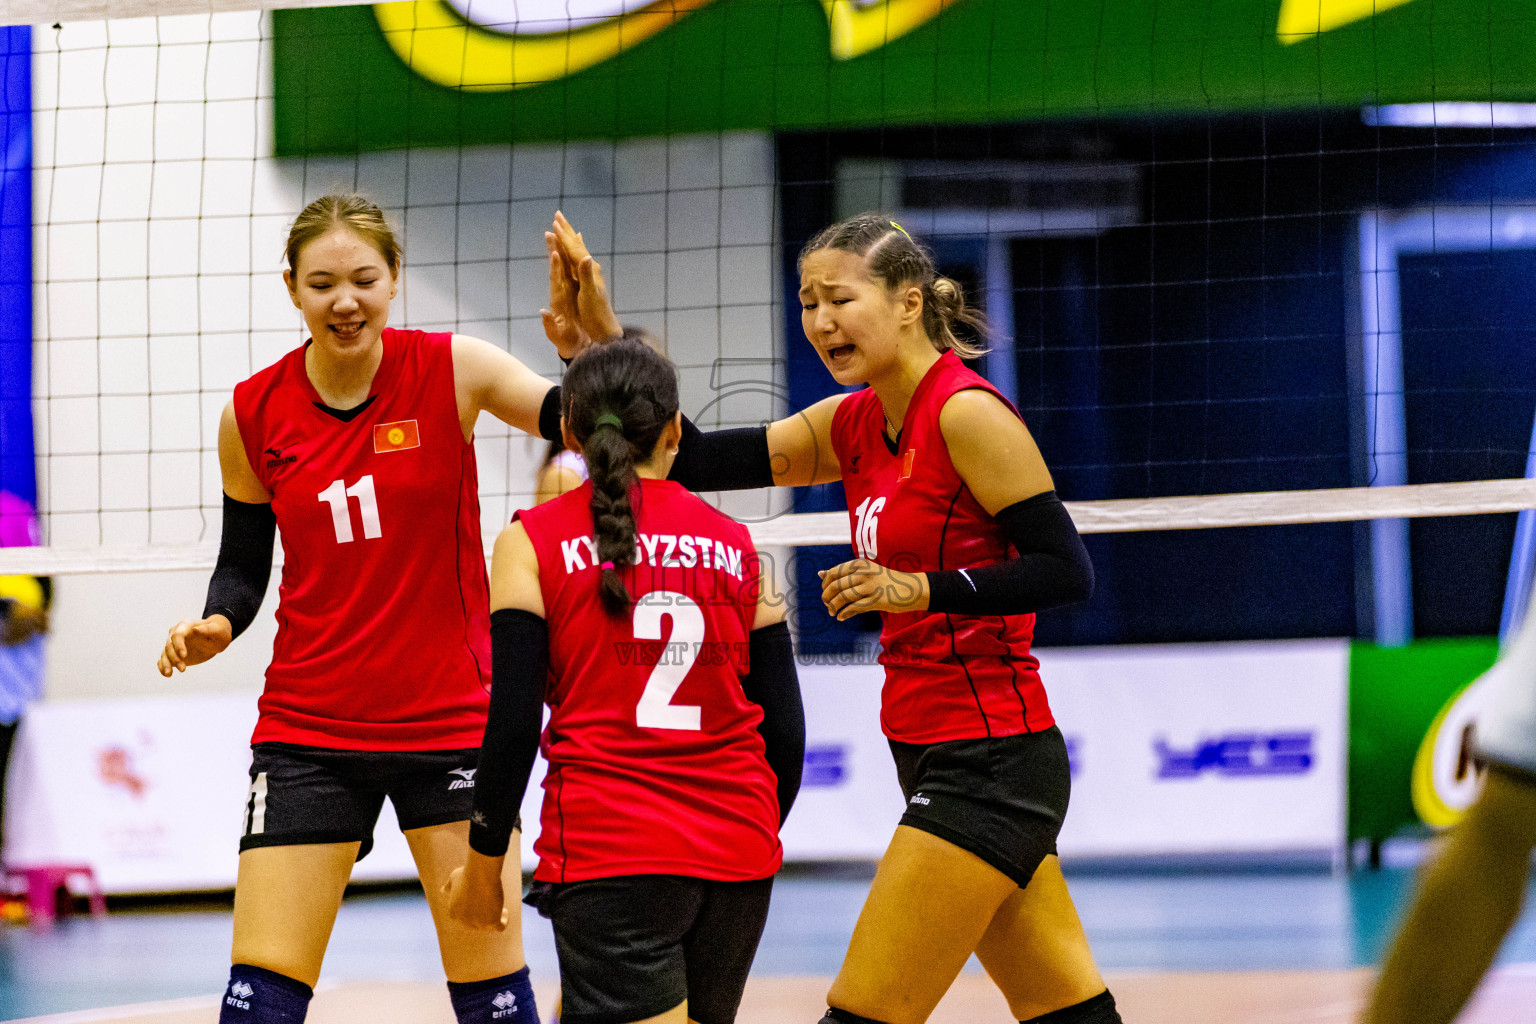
[548,210,623,346]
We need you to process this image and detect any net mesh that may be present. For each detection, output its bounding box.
[9,0,1536,648]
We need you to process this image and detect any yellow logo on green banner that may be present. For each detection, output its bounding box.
[1410,663,1498,827]
[1276,0,1418,42]
[374,0,961,92]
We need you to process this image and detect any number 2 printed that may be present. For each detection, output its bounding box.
[317,475,382,543]
[633,590,705,730]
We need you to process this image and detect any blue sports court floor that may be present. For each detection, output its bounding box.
[4,864,1536,1021]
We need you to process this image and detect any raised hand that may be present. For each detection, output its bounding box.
[550,210,623,344]
[541,231,585,361]
[157,614,233,676]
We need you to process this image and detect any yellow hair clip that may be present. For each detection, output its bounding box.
[889,220,912,241]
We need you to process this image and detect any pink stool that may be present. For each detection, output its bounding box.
[4,864,106,925]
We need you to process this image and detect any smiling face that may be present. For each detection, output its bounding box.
[798,247,919,387]
[284,227,398,358]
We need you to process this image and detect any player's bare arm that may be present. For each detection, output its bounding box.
[451,334,557,441]
[446,521,546,933]
[488,522,545,618]
[765,393,847,488]
[939,389,1055,514]
[220,401,268,505]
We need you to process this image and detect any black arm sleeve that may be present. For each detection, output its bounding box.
[538,385,563,443]
[539,383,775,491]
[925,490,1094,617]
[468,608,549,858]
[739,620,805,825]
[201,493,277,640]
[667,417,774,492]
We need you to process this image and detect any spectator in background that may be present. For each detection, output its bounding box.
[0,493,48,857]
[531,327,661,506]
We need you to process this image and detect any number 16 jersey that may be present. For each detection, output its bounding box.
[233,328,492,751]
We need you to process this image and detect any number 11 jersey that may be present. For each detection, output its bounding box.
[233,328,492,751]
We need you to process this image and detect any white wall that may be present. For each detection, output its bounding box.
[30,10,787,699]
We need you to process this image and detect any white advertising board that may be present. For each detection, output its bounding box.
[1,693,418,893]
[1046,639,1350,859]
[1,639,1348,893]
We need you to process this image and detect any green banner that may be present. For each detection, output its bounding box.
[274,0,1536,156]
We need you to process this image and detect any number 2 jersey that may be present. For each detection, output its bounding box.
[830,349,1056,745]
[517,478,782,883]
[233,328,492,751]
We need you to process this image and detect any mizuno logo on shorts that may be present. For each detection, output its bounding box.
[910,793,931,806]
[448,767,477,790]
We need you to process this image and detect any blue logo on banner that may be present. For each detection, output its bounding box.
[803,744,847,787]
[1154,732,1314,779]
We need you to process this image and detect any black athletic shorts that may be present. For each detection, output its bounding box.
[240,743,516,859]
[526,874,773,1024]
[889,726,1071,888]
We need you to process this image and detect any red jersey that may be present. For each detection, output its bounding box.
[830,350,1055,744]
[233,328,491,750]
[517,478,781,883]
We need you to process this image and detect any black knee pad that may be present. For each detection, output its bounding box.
[820,1008,895,1024]
[1020,989,1122,1024]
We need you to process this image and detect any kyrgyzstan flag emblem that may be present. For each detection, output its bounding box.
[373,419,421,454]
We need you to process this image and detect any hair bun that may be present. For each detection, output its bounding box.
[931,276,962,309]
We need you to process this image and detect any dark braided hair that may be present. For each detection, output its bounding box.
[562,337,680,616]
[538,326,663,477]
[798,213,988,358]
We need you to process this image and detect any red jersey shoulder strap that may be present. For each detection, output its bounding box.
[232,345,304,494]
[921,350,1024,424]
[830,386,879,464]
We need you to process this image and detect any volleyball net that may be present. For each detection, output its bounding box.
[8,0,1536,650]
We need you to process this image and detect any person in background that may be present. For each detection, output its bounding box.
[532,327,661,506]
[0,494,48,857]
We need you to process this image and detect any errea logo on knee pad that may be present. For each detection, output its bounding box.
[491,991,518,1018]
[226,981,254,1010]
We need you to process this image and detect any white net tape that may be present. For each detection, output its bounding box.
[7,477,1536,575]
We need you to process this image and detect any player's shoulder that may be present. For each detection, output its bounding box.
[550,449,588,479]
[518,484,591,535]
[829,385,876,437]
[387,326,450,347]
[666,484,755,548]
[233,344,304,414]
